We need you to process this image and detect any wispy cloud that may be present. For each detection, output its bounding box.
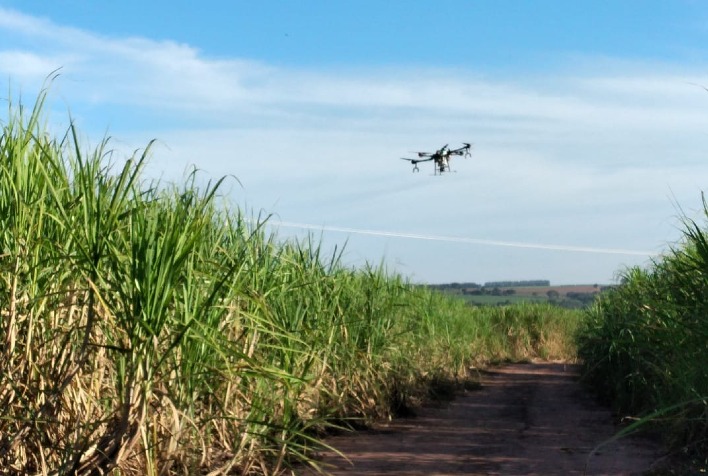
[3,7,707,132]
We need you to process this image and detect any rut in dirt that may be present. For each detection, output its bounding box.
[301,363,665,476]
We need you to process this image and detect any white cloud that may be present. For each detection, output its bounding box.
[0,50,65,79]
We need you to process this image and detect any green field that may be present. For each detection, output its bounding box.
[5,87,704,474]
[577,205,708,467]
[0,90,586,475]
[455,293,547,306]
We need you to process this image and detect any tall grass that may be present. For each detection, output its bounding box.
[577,197,708,458]
[0,89,583,474]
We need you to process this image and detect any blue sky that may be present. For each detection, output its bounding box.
[2,1,708,284]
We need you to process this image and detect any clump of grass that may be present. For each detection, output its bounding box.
[0,86,584,475]
[577,196,708,458]
[480,302,584,363]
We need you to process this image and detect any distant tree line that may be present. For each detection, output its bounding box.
[483,280,550,288]
[424,281,611,309]
[426,280,551,291]
[426,282,482,291]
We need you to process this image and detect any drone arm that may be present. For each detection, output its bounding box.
[406,157,434,163]
[450,143,473,157]
[401,157,434,164]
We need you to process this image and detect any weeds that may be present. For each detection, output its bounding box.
[577,195,708,460]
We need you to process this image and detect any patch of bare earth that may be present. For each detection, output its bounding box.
[299,363,666,475]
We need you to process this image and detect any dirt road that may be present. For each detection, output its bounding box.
[303,363,665,475]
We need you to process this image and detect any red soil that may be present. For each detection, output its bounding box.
[299,363,665,475]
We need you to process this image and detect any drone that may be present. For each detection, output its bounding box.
[400,143,472,174]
